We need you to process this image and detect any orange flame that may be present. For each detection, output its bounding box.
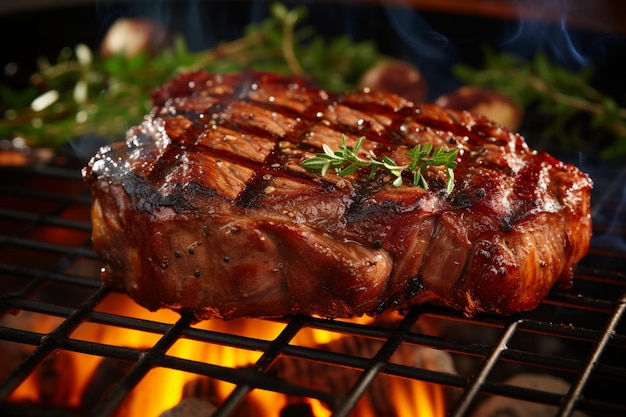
[6,293,446,417]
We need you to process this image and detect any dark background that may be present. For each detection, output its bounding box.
[1,0,625,102]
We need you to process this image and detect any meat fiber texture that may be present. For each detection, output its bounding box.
[82,70,592,320]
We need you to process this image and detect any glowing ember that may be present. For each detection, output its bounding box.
[5,292,447,417]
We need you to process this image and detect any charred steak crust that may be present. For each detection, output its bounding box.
[83,70,592,320]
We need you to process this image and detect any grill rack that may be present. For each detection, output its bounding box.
[0,159,625,417]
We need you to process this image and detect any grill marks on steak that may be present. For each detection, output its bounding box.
[83,70,592,320]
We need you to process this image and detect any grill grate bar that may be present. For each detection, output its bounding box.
[0,186,91,207]
[1,161,625,417]
[1,296,95,322]
[89,312,196,417]
[400,310,626,357]
[1,208,97,309]
[0,208,92,232]
[575,399,626,417]
[0,326,48,347]
[501,347,626,382]
[9,287,621,379]
[557,292,626,417]
[0,236,97,259]
[212,314,310,417]
[482,380,567,407]
[331,307,422,417]
[279,343,373,370]
[575,268,626,286]
[448,319,521,417]
[381,360,465,390]
[0,325,142,363]
[159,354,338,405]
[273,315,398,340]
[0,263,101,290]
[544,291,623,314]
[0,318,342,410]
[0,285,109,402]
[518,318,626,347]
[479,380,626,416]
[1,165,83,181]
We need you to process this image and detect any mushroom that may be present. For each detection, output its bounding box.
[436,86,523,130]
[100,17,172,58]
[359,60,428,104]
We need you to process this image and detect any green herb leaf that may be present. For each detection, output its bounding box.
[453,47,626,159]
[0,2,384,148]
[302,135,458,194]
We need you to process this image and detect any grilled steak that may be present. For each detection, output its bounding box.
[82,70,592,320]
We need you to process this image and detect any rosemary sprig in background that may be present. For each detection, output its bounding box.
[1,2,624,160]
[454,48,626,159]
[0,3,382,148]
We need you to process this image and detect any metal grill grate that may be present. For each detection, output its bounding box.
[0,158,625,417]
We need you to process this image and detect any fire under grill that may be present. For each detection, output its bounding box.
[0,155,625,417]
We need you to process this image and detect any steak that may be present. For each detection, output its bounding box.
[82,70,592,320]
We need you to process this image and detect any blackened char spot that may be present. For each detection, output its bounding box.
[186,182,218,198]
[372,297,401,316]
[344,178,399,223]
[121,172,193,213]
[370,276,425,315]
[451,189,475,208]
[407,275,425,297]
[346,198,401,224]
[501,218,513,232]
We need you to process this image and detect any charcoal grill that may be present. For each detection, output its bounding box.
[0,150,624,417]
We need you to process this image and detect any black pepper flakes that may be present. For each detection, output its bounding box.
[223,257,230,263]
[373,240,382,249]
[187,241,202,255]
[475,187,486,198]
[194,270,201,277]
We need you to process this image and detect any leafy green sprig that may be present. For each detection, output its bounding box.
[0,3,383,148]
[302,135,458,194]
[453,48,626,159]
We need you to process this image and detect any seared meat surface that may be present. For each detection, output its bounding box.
[83,70,592,320]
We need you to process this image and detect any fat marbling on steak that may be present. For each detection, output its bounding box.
[82,70,592,320]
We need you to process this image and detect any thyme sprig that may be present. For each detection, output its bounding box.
[302,135,458,194]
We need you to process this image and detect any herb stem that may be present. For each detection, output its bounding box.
[454,50,626,158]
[206,31,266,62]
[0,3,384,148]
[37,61,87,80]
[281,7,305,75]
[528,76,626,119]
[302,135,458,193]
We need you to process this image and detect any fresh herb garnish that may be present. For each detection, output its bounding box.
[302,135,458,194]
